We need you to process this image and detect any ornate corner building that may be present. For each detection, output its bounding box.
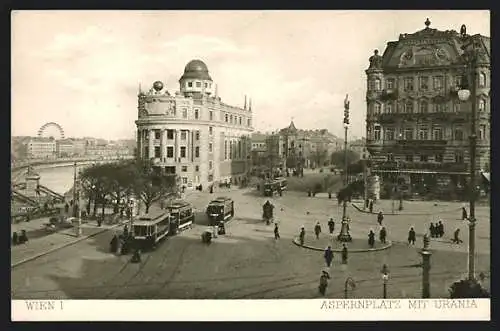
[365,20,490,199]
[135,60,254,189]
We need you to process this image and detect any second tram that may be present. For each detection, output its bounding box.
[206,197,234,226]
[132,210,171,249]
[165,200,195,234]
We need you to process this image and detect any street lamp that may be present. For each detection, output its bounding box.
[338,94,352,242]
[457,25,480,281]
[381,264,389,299]
[420,233,432,298]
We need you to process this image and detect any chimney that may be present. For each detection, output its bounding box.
[244,95,247,110]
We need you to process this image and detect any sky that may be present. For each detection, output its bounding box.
[11,10,490,140]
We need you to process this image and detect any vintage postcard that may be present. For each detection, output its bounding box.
[10,10,490,321]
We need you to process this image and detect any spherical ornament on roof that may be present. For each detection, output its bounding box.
[180,59,212,81]
[153,81,164,91]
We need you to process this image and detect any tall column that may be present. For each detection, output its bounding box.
[137,129,142,159]
[148,129,154,159]
[160,129,167,160]
[175,130,180,162]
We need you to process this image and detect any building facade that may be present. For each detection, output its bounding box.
[135,60,254,189]
[250,132,269,169]
[365,19,490,199]
[56,139,75,157]
[26,137,56,159]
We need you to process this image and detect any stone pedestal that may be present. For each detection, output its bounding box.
[25,173,41,198]
[337,217,352,242]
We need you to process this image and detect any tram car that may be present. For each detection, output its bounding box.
[263,180,280,196]
[206,197,234,226]
[132,210,171,249]
[165,200,195,235]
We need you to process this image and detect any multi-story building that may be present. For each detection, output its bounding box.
[365,19,490,199]
[26,137,57,159]
[135,59,254,189]
[56,139,75,157]
[250,132,268,169]
[72,139,88,156]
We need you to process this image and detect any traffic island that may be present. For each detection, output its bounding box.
[292,236,392,252]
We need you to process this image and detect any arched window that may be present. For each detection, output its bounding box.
[479,72,486,87]
[374,103,381,115]
[478,99,486,111]
[386,102,393,114]
[374,78,381,91]
[404,101,413,113]
[419,101,428,113]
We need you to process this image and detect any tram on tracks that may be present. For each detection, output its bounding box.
[263,177,287,196]
[132,209,171,249]
[165,200,194,235]
[206,197,234,226]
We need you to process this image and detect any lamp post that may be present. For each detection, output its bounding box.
[381,264,389,299]
[420,233,432,298]
[457,25,480,281]
[338,94,352,242]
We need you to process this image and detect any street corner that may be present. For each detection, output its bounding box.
[292,235,392,253]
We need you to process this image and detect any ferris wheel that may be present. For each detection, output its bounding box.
[37,122,65,139]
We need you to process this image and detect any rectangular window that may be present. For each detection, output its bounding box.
[194,109,199,119]
[209,111,213,120]
[224,141,228,160]
[433,128,443,140]
[195,165,200,172]
[455,152,464,163]
[418,127,429,140]
[435,154,443,162]
[419,76,428,90]
[204,83,208,88]
[419,155,428,162]
[404,101,413,114]
[209,161,213,170]
[209,127,213,135]
[195,146,200,158]
[385,128,395,140]
[453,103,460,113]
[225,114,228,122]
[154,146,161,158]
[196,82,201,88]
[154,130,161,139]
[404,77,414,91]
[182,177,188,184]
[209,143,213,153]
[386,103,393,114]
[181,131,187,140]
[405,154,413,162]
[433,76,443,90]
[454,129,464,141]
[180,147,186,158]
[167,146,174,158]
[479,125,487,140]
[182,109,187,118]
[404,128,413,140]
[434,103,445,112]
[374,125,381,140]
[239,117,242,125]
[386,79,394,89]
[181,166,188,172]
[188,82,193,87]
[387,153,394,162]
[195,131,200,140]
[455,76,462,88]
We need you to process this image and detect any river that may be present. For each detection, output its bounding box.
[36,165,86,195]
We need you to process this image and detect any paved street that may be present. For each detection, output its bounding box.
[11,187,490,299]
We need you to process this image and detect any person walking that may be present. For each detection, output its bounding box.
[368,230,375,248]
[341,244,348,264]
[437,221,444,238]
[318,270,330,296]
[369,200,374,213]
[274,223,280,240]
[324,246,334,267]
[462,206,468,220]
[377,211,384,226]
[379,226,387,244]
[314,221,322,240]
[327,218,335,234]
[429,223,436,238]
[408,227,416,245]
[452,228,463,244]
[299,226,306,246]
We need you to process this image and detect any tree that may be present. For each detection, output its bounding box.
[331,150,360,169]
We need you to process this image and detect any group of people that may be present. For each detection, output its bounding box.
[12,230,28,245]
[297,217,338,246]
[429,221,445,238]
[367,226,388,248]
[318,243,349,296]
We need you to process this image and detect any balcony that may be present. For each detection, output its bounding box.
[376,111,470,123]
[379,89,398,101]
[373,161,468,173]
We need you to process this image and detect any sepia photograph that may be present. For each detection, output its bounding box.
[10,10,490,320]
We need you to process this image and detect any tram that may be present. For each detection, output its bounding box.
[165,200,194,235]
[132,210,171,249]
[206,197,234,226]
[275,177,288,191]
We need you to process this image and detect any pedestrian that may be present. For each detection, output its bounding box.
[369,200,374,213]
[429,223,436,238]
[19,230,28,244]
[452,228,463,244]
[368,229,375,248]
[379,226,387,244]
[274,223,280,240]
[377,211,384,225]
[299,226,305,246]
[408,227,416,245]
[327,218,335,234]
[341,244,348,264]
[318,270,330,296]
[210,185,214,194]
[123,224,129,238]
[12,232,19,246]
[314,221,322,239]
[438,220,444,238]
[324,245,334,267]
[462,206,468,220]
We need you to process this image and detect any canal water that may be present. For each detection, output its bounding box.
[37,165,86,195]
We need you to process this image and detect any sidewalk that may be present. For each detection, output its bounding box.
[11,217,127,268]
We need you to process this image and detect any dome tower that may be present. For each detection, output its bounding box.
[179,59,214,97]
